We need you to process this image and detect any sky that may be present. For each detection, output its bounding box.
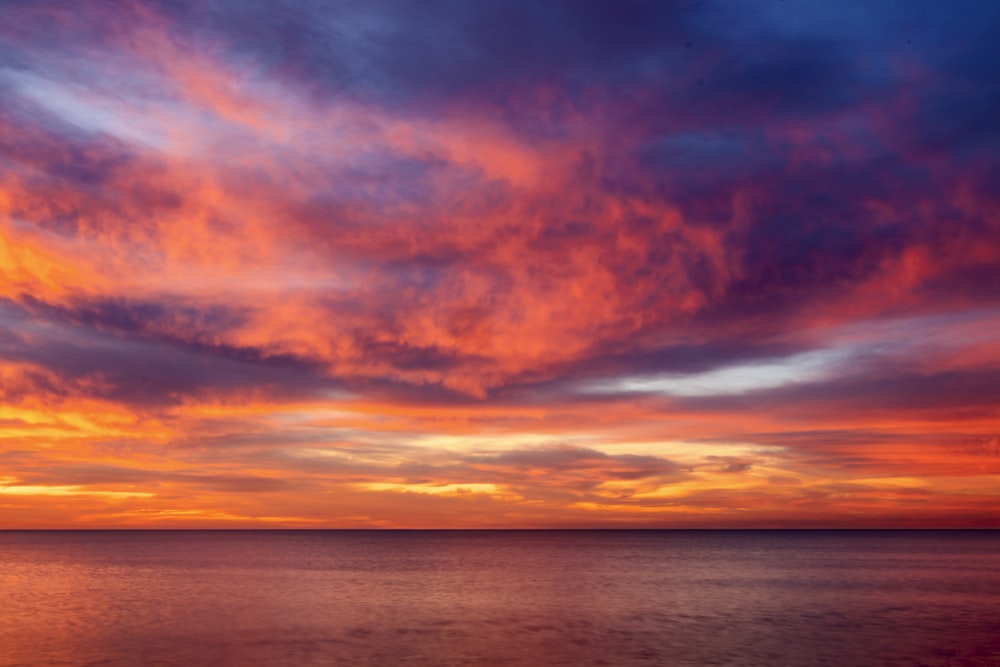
[1,0,998,528]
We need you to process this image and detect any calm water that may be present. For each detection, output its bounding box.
[1,531,998,666]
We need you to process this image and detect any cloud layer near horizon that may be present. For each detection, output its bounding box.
[2,0,999,527]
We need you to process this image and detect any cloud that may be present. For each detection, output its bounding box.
[1,0,998,526]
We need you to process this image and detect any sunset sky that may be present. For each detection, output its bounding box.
[1,0,998,528]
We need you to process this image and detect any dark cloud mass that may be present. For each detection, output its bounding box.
[0,0,998,527]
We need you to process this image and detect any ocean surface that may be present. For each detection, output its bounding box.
[1,530,998,666]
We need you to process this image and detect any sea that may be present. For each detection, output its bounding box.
[0,530,997,666]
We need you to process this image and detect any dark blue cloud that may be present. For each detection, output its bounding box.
[0,301,334,407]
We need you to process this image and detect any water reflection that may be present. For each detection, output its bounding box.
[1,530,998,666]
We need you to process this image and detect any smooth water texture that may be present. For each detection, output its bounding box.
[1,530,998,666]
